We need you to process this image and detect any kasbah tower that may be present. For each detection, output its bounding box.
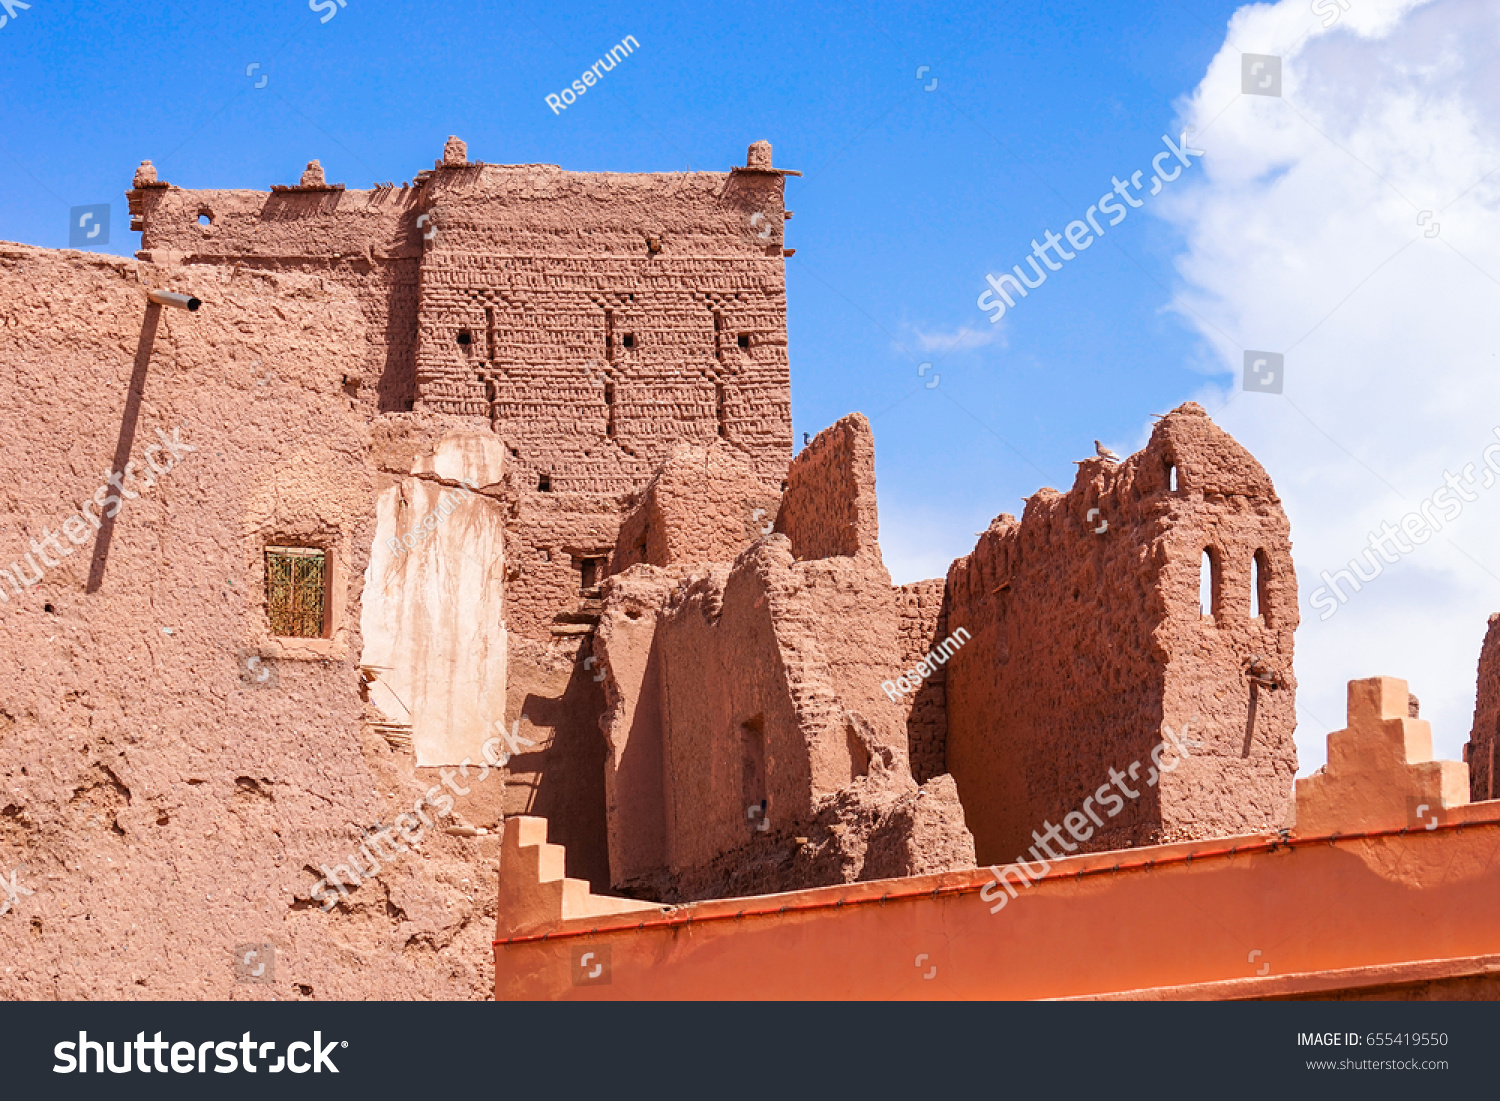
[0,136,1495,1001]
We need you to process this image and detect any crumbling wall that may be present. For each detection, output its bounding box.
[774,412,880,561]
[594,416,974,901]
[1465,613,1500,802]
[896,579,949,783]
[609,442,781,574]
[592,568,693,887]
[945,403,1298,867]
[0,245,506,999]
[597,539,973,901]
[502,491,622,642]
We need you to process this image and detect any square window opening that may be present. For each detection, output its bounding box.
[265,546,328,638]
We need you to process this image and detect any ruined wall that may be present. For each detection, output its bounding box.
[895,579,949,783]
[945,403,1298,867]
[774,412,880,561]
[0,245,508,998]
[592,568,692,888]
[609,442,781,575]
[503,491,622,642]
[596,540,972,901]
[593,417,973,901]
[1465,613,1500,802]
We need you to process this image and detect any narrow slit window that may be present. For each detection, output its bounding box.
[538,472,552,492]
[1252,549,1270,623]
[1168,463,1178,492]
[265,547,327,638]
[741,716,767,812]
[1200,548,1220,620]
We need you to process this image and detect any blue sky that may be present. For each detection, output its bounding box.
[0,0,1240,576]
[6,0,1499,770]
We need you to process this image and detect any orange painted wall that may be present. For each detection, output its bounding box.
[495,808,1500,1000]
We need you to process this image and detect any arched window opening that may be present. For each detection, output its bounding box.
[1200,548,1220,620]
[1251,549,1271,623]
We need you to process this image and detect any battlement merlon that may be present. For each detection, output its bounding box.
[125,140,798,263]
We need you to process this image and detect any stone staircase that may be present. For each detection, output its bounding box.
[496,815,661,938]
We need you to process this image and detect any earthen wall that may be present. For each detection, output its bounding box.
[412,165,793,498]
[774,413,879,560]
[944,405,1298,867]
[132,181,424,412]
[1465,613,1500,802]
[0,245,506,998]
[608,443,781,575]
[896,579,949,783]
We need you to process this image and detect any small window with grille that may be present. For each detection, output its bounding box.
[265,546,328,638]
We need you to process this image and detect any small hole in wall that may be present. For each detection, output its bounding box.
[43,603,55,614]
[621,334,635,350]
[538,473,551,492]
[1168,464,1178,492]
[198,212,213,226]
[457,330,472,346]
[509,447,519,458]
[737,334,750,349]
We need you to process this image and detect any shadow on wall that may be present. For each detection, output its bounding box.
[519,656,611,892]
[88,302,162,593]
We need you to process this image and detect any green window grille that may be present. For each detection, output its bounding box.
[265,547,327,638]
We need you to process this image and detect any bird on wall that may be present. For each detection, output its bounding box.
[1095,440,1121,463]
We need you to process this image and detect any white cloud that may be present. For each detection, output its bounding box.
[1161,0,1500,771]
[906,323,1007,354]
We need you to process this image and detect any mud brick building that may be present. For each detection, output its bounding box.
[0,135,1389,1005]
